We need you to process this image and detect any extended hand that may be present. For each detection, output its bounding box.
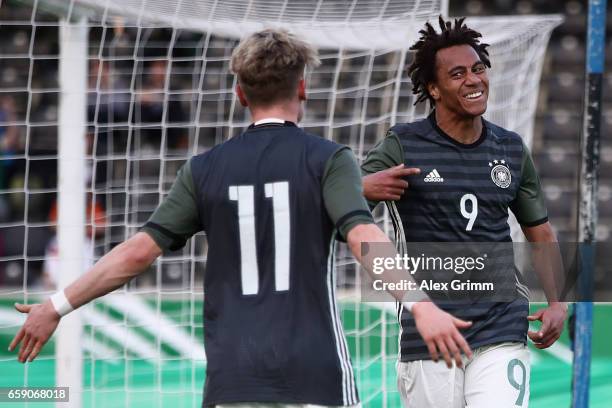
[527,302,567,349]
[412,302,473,368]
[363,164,420,201]
[9,302,60,363]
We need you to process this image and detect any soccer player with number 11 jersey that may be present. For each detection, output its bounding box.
[9,28,474,408]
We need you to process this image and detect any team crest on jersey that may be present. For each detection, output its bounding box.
[489,159,511,188]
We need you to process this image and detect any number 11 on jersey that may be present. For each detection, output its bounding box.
[229,182,290,295]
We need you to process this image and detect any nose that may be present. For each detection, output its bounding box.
[465,70,482,86]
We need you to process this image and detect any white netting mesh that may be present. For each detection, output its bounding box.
[0,1,561,406]
[54,0,445,49]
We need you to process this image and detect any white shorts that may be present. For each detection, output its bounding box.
[397,342,530,408]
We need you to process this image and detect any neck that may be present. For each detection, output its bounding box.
[249,100,300,124]
[434,107,482,144]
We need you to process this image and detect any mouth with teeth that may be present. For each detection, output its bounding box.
[464,90,484,100]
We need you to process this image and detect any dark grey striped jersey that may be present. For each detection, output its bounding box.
[362,113,548,361]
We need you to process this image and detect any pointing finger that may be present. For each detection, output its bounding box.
[395,167,421,177]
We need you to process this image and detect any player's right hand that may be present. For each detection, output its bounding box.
[362,164,420,201]
[412,301,473,368]
[8,301,60,363]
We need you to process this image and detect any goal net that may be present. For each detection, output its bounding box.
[0,0,561,406]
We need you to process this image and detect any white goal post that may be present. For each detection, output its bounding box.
[56,17,87,408]
[0,1,561,406]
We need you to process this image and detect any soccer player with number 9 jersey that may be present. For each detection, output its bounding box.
[362,17,568,408]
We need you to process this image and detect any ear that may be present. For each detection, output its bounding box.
[427,82,440,101]
[297,79,306,101]
[236,84,249,107]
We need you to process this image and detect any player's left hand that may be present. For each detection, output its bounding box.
[9,301,60,363]
[527,302,567,349]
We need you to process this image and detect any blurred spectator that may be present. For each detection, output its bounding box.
[87,58,130,189]
[134,59,188,151]
[0,96,20,155]
[86,125,110,190]
[0,95,21,222]
[88,58,130,124]
[42,196,106,289]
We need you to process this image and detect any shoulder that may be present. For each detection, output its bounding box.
[484,120,524,149]
[191,143,221,165]
[389,117,433,139]
[300,129,345,156]
[189,140,233,177]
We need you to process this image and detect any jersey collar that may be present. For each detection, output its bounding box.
[428,111,487,149]
[248,118,297,129]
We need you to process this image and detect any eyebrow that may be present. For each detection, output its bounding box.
[447,61,485,73]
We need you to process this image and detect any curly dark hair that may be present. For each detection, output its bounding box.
[408,16,491,105]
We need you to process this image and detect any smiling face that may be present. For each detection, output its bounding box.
[428,44,489,118]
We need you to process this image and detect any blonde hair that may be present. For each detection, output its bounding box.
[230,28,320,107]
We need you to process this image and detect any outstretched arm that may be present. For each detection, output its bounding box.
[10,158,201,363]
[61,232,161,310]
[346,224,473,368]
[9,231,162,363]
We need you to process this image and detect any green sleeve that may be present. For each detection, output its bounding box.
[361,131,404,175]
[141,158,202,251]
[509,141,549,227]
[360,130,404,208]
[322,147,374,240]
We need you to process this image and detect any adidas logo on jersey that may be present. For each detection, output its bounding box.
[424,169,444,183]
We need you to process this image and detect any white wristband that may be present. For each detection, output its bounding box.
[50,291,74,317]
